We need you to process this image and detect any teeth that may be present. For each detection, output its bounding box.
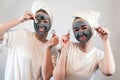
[80,35,86,40]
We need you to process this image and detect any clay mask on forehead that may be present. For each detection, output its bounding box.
[73,19,93,44]
[34,13,51,35]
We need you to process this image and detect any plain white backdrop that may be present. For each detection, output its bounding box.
[0,0,120,80]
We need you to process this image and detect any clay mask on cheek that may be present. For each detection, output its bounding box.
[34,14,51,35]
[73,21,92,44]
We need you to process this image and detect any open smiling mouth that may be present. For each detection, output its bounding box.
[38,27,45,32]
[79,34,87,41]
[36,26,46,32]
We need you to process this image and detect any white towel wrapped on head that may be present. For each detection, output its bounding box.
[31,0,53,24]
[73,10,101,36]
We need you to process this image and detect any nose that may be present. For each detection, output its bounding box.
[38,22,44,27]
[78,32,84,35]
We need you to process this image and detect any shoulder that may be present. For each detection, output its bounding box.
[4,28,29,35]
[93,47,103,54]
[3,28,33,42]
[7,28,33,37]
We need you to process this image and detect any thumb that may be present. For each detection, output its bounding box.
[52,33,56,37]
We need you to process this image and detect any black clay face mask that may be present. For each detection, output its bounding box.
[73,20,92,44]
[34,14,51,35]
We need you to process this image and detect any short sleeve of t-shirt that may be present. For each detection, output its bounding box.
[2,30,11,46]
[96,48,104,64]
[2,29,28,47]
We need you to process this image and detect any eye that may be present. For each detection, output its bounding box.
[43,20,48,23]
[81,25,87,30]
[73,28,79,32]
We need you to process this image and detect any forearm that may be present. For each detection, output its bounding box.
[42,47,53,80]
[0,18,22,35]
[101,40,115,75]
[53,48,67,80]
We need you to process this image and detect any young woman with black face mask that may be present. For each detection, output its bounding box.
[0,0,59,80]
[53,10,115,80]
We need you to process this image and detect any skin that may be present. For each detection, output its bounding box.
[72,18,93,44]
[53,18,115,80]
[34,13,51,35]
[0,11,59,80]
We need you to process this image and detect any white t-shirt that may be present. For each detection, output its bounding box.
[3,29,58,80]
[65,42,104,80]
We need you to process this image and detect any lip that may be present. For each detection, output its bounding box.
[38,27,45,32]
[79,35,87,41]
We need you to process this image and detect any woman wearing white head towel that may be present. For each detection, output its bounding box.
[0,0,59,80]
[53,10,115,80]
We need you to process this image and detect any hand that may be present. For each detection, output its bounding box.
[19,11,35,22]
[95,27,110,42]
[46,33,59,48]
[60,33,70,48]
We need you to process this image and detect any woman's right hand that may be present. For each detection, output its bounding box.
[19,11,35,22]
[60,33,70,49]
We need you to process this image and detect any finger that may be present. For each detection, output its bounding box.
[95,27,101,30]
[100,27,107,35]
[55,38,59,44]
[52,33,56,37]
[25,11,34,19]
[99,28,104,33]
[26,11,33,15]
[67,29,71,35]
[50,34,56,41]
[102,28,109,36]
[65,32,70,37]
[31,14,35,20]
[95,27,104,32]
[61,35,66,42]
[52,37,59,46]
[29,13,35,20]
[54,36,59,42]
[96,27,103,34]
[51,36,58,42]
[102,31,107,36]
[63,35,70,43]
[63,34,67,40]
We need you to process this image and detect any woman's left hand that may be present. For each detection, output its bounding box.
[95,26,110,42]
[46,34,59,48]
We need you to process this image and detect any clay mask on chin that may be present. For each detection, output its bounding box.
[73,20,92,44]
[34,14,51,35]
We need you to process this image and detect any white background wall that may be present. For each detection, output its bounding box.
[0,0,120,80]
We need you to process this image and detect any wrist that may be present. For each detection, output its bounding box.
[61,47,68,57]
[103,39,109,44]
[18,17,25,23]
[103,39,110,46]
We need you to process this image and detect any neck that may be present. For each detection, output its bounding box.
[79,38,94,53]
[35,33,48,43]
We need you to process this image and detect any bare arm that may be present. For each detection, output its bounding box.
[42,47,53,80]
[96,27,115,76]
[0,11,34,40]
[42,34,59,80]
[0,18,22,40]
[53,34,70,80]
